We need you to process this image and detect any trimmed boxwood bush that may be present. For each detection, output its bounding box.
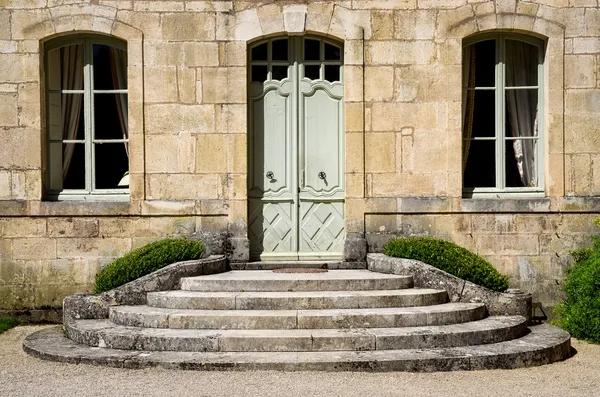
[554,233,600,344]
[94,238,205,293]
[383,237,509,292]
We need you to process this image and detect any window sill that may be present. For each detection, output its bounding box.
[460,196,551,213]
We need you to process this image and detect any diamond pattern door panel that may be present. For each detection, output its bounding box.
[249,200,294,254]
[299,201,345,254]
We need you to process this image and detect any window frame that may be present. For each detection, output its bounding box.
[44,35,129,201]
[462,32,545,198]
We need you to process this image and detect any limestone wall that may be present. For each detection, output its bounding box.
[0,0,599,309]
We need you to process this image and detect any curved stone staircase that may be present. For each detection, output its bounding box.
[24,268,571,371]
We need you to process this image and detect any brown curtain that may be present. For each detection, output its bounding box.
[462,45,477,172]
[61,45,84,180]
[109,47,129,156]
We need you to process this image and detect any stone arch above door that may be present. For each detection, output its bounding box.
[220,4,371,42]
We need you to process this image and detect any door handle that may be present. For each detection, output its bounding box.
[318,171,326,180]
[266,171,274,180]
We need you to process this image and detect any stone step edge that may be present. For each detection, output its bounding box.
[24,324,572,372]
[230,262,367,270]
[146,288,449,310]
[108,303,487,329]
[66,316,528,352]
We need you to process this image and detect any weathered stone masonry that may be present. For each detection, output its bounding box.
[1,0,600,310]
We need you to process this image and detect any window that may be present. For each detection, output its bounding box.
[462,34,544,196]
[45,36,129,200]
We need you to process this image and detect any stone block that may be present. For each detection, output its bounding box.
[117,11,162,40]
[146,174,222,200]
[145,104,215,134]
[306,2,334,34]
[345,132,364,174]
[17,83,40,128]
[98,218,151,238]
[47,218,99,238]
[352,0,416,9]
[367,40,436,66]
[1,218,46,238]
[0,12,9,40]
[202,67,245,104]
[283,4,307,34]
[0,93,18,126]
[394,10,436,40]
[365,133,395,172]
[364,66,394,102]
[10,9,54,40]
[233,8,262,41]
[196,134,228,173]
[145,66,179,103]
[564,55,596,88]
[476,234,539,256]
[146,133,196,173]
[56,238,131,259]
[371,11,394,40]
[471,214,517,234]
[12,238,56,260]
[162,13,215,41]
[216,104,246,133]
[257,4,283,35]
[182,42,219,67]
[345,102,364,132]
[177,68,196,104]
[0,171,10,198]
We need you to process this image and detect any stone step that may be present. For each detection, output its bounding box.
[147,289,448,310]
[25,324,572,371]
[230,261,367,270]
[109,303,486,330]
[180,270,413,292]
[67,316,528,352]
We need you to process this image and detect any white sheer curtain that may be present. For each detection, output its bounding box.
[61,45,84,180]
[109,47,129,156]
[505,40,538,187]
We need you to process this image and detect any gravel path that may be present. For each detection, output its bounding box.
[1,325,599,397]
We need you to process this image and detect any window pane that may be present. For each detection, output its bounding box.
[463,140,496,188]
[252,65,268,82]
[48,94,85,141]
[94,93,128,140]
[48,44,84,91]
[62,143,86,189]
[93,44,127,90]
[272,65,288,81]
[251,43,268,61]
[324,43,341,61]
[94,143,129,189]
[305,39,320,61]
[473,40,495,87]
[465,90,495,138]
[324,65,340,82]
[505,40,538,87]
[506,139,537,188]
[304,65,320,80]
[272,39,288,61]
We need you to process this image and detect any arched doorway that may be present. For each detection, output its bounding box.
[247,36,345,261]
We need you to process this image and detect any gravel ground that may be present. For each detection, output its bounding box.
[1,325,599,397]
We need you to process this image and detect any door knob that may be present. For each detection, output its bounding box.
[266,171,274,179]
[318,171,326,180]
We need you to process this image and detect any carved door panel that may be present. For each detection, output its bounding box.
[248,37,344,261]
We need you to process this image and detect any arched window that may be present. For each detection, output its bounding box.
[45,35,129,200]
[462,33,545,197]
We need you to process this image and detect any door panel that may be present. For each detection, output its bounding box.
[248,37,344,261]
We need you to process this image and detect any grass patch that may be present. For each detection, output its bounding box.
[0,317,19,334]
[383,236,509,292]
[94,238,205,293]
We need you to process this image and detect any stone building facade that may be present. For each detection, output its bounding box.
[1,0,599,311]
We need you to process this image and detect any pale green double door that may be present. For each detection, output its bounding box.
[248,36,345,261]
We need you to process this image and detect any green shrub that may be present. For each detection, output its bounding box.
[555,234,600,344]
[0,317,19,334]
[383,237,509,292]
[94,238,205,293]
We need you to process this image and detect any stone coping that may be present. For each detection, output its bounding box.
[367,254,532,323]
[63,255,227,325]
